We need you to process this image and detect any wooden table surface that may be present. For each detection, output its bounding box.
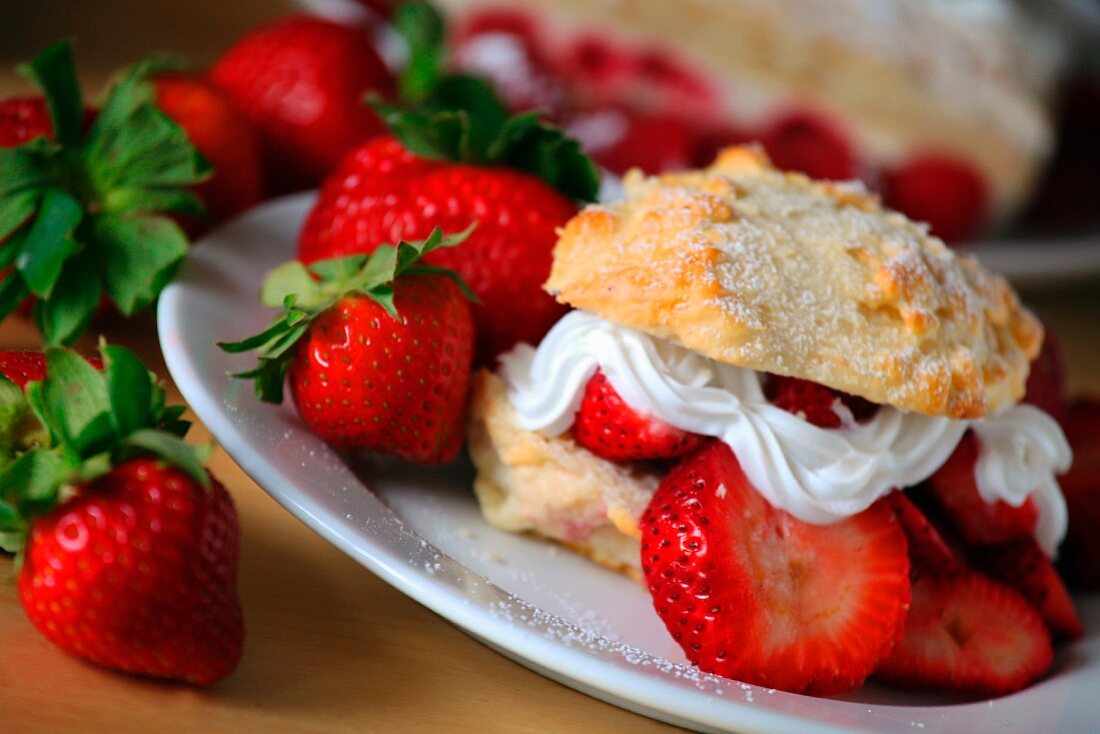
[1,2,1099,733]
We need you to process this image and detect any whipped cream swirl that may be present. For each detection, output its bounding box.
[500,311,1072,555]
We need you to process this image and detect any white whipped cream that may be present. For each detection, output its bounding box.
[500,311,1072,555]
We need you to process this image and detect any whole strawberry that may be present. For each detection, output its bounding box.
[0,345,241,685]
[209,15,394,193]
[299,136,580,362]
[153,72,263,224]
[19,459,241,686]
[297,3,599,363]
[0,42,210,346]
[0,97,53,147]
[222,228,475,463]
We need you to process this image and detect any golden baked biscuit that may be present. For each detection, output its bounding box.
[467,371,649,580]
[546,147,1043,419]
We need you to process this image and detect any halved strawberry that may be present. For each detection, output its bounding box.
[971,537,1083,642]
[925,432,1039,545]
[883,154,988,243]
[1024,331,1069,427]
[1057,397,1100,591]
[572,370,704,462]
[761,110,856,181]
[876,570,1052,695]
[640,442,910,695]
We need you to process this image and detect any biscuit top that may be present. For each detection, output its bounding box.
[545,147,1042,419]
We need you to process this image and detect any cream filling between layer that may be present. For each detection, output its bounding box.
[499,310,1072,555]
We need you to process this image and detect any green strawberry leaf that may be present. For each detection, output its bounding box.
[394,0,446,105]
[0,269,30,323]
[102,343,153,439]
[0,448,69,513]
[94,213,188,316]
[33,251,102,347]
[18,40,83,147]
[0,189,41,244]
[260,261,325,309]
[37,347,115,457]
[383,2,599,201]
[103,186,206,218]
[15,188,83,298]
[0,41,211,348]
[121,429,211,489]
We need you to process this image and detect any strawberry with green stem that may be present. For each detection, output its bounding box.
[222,227,476,464]
[0,41,210,346]
[0,344,242,686]
[298,2,598,363]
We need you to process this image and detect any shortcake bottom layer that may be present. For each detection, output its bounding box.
[467,371,650,581]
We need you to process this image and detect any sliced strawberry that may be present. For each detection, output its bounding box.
[971,537,1083,642]
[890,492,964,573]
[1057,397,1100,591]
[640,442,910,695]
[883,154,988,243]
[761,110,857,181]
[583,109,695,175]
[764,375,842,428]
[1024,331,1069,426]
[572,370,704,462]
[876,569,1052,695]
[925,432,1039,545]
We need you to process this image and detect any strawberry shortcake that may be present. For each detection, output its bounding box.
[440,0,1062,242]
[467,147,1077,696]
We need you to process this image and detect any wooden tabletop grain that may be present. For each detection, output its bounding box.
[1,2,1099,733]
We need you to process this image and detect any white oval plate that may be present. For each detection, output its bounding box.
[159,194,1100,734]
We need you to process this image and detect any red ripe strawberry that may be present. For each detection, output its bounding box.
[971,537,1083,642]
[1057,397,1100,591]
[925,432,1039,545]
[0,350,48,388]
[561,35,636,93]
[764,375,843,428]
[928,431,1041,545]
[153,72,263,224]
[883,154,988,243]
[1,344,240,685]
[572,369,704,462]
[640,442,910,695]
[297,136,578,362]
[0,349,103,388]
[209,15,394,193]
[876,569,1052,695]
[223,228,475,464]
[890,491,964,573]
[1024,331,1069,426]
[761,110,857,181]
[580,109,696,175]
[19,458,242,685]
[0,97,52,147]
[290,277,473,461]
